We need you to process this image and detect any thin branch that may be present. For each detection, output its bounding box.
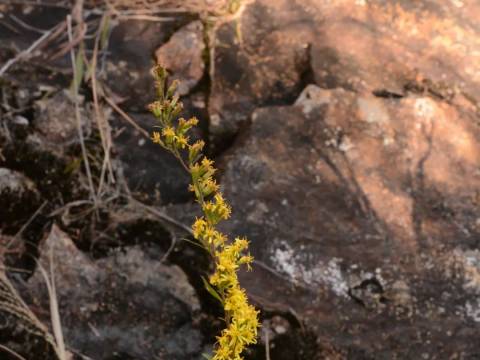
[48,22,86,61]
[160,231,177,263]
[252,259,308,288]
[36,257,67,360]
[103,95,150,138]
[49,249,66,360]
[0,271,56,352]
[49,199,95,217]
[7,200,48,249]
[129,197,193,235]
[8,14,49,34]
[172,147,190,172]
[116,15,175,22]
[0,345,27,360]
[2,1,69,8]
[265,329,271,360]
[0,27,54,77]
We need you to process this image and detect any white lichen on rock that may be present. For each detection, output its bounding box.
[271,241,349,298]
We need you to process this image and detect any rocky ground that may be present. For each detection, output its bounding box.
[1,0,480,359]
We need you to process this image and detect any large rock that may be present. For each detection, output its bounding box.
[105,17,191,111]
[156,21,206,96]
[26,225,204,360]
[0,168,41,234]
[309,0,480,104]
[219,85,480,357]
[33,90,91,149]
[208,0,480,151]
[208,0,314,149]
[112,113,193,204]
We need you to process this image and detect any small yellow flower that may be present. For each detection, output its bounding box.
[239,255,254,270]
[162,126,176,145]
[175,134,189,149]
[201,157,214,170]
[151,131,162,144]
[201,178,219,196]
[148,100,163,118]
[192,217,208,239]
[203,193,232,224]
[188,140,205,163]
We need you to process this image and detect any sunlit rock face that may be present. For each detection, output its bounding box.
[220,82,480,357]
[209,0,480,148]
[215,0,480,351]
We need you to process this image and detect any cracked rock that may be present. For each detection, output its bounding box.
[26,225,203,360]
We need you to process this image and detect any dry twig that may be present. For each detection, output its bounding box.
[129,197,193,235]
[265,328,271,360]
[0,26,55,76]
[104,95,150,138]
[8,14,49,34]
[48,22,86,61]
[6,201,49,250]
[0,344,27,360]
[36,255,67,360]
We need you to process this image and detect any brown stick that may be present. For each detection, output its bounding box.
[103,96,150,138]
[0,25,56,76]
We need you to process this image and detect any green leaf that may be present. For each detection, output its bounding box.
[100,14,111,51]
[201,276,223,305]
[180,237,208,251]
[70,49,84,94]
[64,157,81,174]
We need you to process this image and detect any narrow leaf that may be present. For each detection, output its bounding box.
[201,276,223,305]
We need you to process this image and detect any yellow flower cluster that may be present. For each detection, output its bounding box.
[203,193,231,224]
[192,217,226,248]
[189,158,220,198]
[148,65,259,359]
[209,238,258,359]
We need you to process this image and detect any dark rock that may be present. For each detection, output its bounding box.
[0,83,85,204]
[1,133,82,202]
[219,85,480,357]
[156,21,206,96]
[105,17,190,111]
[0,4,70,70]
[0,168,41,234]
[112,113,193,205]
[26,224,203,360]
[33,90,91,149]
[208,0,314,149]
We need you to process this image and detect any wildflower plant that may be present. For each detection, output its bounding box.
[148,66,259,360]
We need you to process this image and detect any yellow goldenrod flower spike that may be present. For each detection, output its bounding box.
[151,131,162,144]
[148,65,259,359]
[203,193,232,225]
